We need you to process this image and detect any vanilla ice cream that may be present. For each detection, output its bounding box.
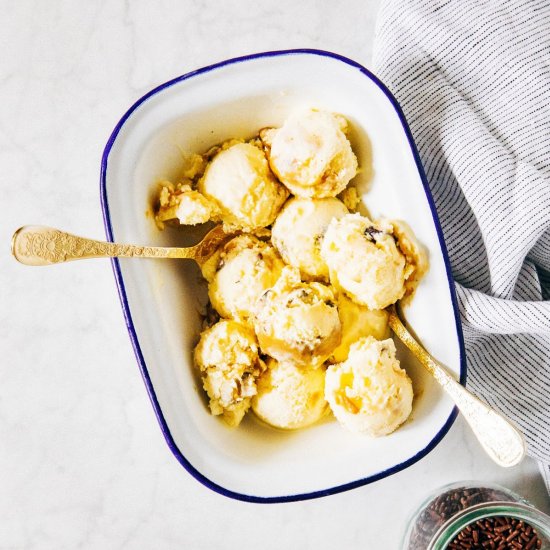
[253,266,341,367]
[261,109,358,198]
[271,197,348,281]
[208,235,285,323]
[321,213,408,310]
[154,111,427,435]
[331,293,390,363]
[252,358,328,429]
[198,142,288,231]
[155,182,216,228]
[325,336,413,436]
[194,320,265,427]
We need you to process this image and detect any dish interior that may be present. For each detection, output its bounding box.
[103,52,463,499]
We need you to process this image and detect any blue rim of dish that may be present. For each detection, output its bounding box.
[100,48,467,504]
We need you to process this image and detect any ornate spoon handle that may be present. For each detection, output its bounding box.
[388,306,526,468]
[11,225,196,266]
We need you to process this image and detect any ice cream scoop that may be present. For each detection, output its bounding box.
[194,319,265,427]
[325,336,413,436]
[271,197,348,281]
[155,182,216,228]
[252,358,328,429]
[253,266,341,367]
[198,142,288,231]
[208,234,284,323]
[261,109,358,198]
[321,213,408,310]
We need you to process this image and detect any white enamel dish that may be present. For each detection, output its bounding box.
[100,49,466,502]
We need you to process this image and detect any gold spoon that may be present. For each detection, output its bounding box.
[388,304,526,468]
[11,224,232,267]
[11,225,527,467]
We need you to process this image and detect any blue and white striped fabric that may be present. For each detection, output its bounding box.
[373,0,550,489]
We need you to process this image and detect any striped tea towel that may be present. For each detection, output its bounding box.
[373,0,550,489]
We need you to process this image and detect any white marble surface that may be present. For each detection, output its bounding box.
[2,1,548,549]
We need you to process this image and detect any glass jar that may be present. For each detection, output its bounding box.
[402,481,550,549]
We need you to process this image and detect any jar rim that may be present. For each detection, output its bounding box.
[428,501,550,550]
